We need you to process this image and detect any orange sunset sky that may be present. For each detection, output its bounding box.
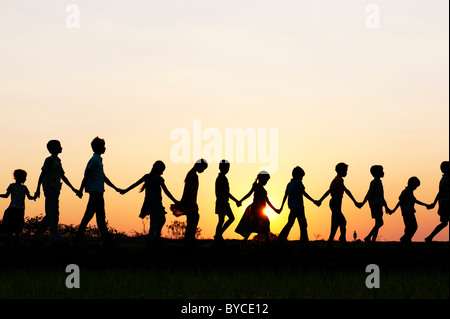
[0,0,448,241]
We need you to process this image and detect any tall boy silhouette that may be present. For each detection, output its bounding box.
[318,163,359,242]
[75,137,122,244]
[33,140,78,241]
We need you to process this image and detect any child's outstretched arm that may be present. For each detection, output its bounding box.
[35,170,45,199]
[427,188,442,209]
[122,176,146,194]
[415,199,430,208]
[265,196,280,214]
[229,193,240,206]
[239,187,254,204]
[389,201,400,215]
[303,190,320,207]
[61,174,78,195]
[161,182,179,204]
[0,188,11,198]
[25,187,36,201]
[317,189,330,206]
[279,193,288,212]
[359,187,372,209]
[104,175,122,193]
[344,186,360,207]
[77,168,93,198]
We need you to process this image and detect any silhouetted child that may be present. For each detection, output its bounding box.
[75,137,123,245]
[214,160,240,241]
[318,163,359,243]
[33,140,78,241]
[389,177,429,243]
[0,170,35,245]
[170,159,208,242]
[235,171,280,242]
[425,161,449,242]
[278,166,320,242]
[122,160,178,241]
[358,165,390,242]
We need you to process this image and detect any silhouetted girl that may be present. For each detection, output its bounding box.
[0,169,35,245]
[235,171,280,242]
[123,160,178,241]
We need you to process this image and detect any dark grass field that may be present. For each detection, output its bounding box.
[0,237,448,299]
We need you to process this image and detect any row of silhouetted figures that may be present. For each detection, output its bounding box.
[0,137,449,246]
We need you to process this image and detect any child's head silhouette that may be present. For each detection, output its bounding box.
[335,162,348,177]
[152,160,166,175]
[140,161,166,193]
[257,171,270,185]
[441,161,449,175]
[219,160,230,174]
[91,137,106,154]
[370,165,384,178]
[47,140,62,155]
[13,169,27,184]
[292,166,305,180]
[194,159,208,173]
[407,176,421,190]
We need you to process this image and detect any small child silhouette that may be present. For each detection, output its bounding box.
[214,160,240,242]
[0,169,36,245]
[358,165,390,242]
[388,177,430,243]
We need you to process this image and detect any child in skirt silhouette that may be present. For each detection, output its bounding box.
[235,171,280,242]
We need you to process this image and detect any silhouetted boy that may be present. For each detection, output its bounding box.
[214,160,240,241]
[425,161,449,242]
[75,137,122,245]
[318,163,359,242]
[278,166,320,242]
[0,169,35,244]
[358,165,389,242]
[389,177,429,243]
[33,140,78,241]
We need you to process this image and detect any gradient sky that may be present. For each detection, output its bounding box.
[0,0,448,241]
